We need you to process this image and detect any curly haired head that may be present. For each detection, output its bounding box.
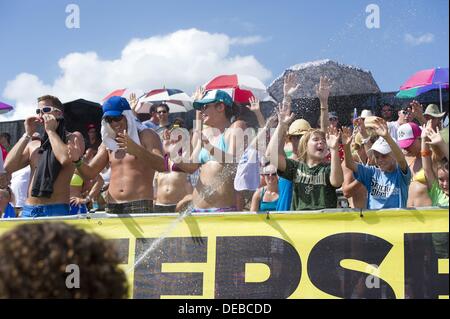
[0,222,129,299]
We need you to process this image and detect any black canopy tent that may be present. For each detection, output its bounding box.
[63,98,103,141]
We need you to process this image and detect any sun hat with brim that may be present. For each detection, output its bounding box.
[364,116,382,128]
[370,137,392,155]
[397,122,421,149]
[102,96,131,118]
[423,104,446,118]
[288,119,311,136]
[193,89,233,110]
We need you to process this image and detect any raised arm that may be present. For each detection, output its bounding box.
[265,101,294,172]
[316,76,332,132]
[373,118,408,172]
[421,121,436,190]
[69,139,109,180]
[117,129,165,172]
[426,126,449,160]
[4,116,39,173]
[248,96,266,128]
[326,126,344,187]
[342,126,358,173]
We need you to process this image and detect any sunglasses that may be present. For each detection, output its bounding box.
[36,106,59,114]
[104,115,124,123]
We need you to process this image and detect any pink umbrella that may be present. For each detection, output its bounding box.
[0,101,13,114]
[203,74,272,104]
[396,67,449,111]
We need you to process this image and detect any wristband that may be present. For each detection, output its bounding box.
[22,133,32,140]
[421,150,432,157]
[73,158,83,168]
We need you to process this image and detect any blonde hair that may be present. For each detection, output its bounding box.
[297,129,326,162]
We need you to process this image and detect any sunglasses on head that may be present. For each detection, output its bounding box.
[104,115,124,123]
[262,173,277,177]
[36,106,59,115]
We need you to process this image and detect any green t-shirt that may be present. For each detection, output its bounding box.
[429,181,449,206]
[278,159,338,211]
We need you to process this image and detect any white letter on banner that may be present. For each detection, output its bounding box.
[65,264,80,289]
[365,264,380,289]
[65,4,80,29]
[365,4,380,29]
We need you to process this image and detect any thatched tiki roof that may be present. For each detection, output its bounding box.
[265,59,382,126]
[268,59,381,101]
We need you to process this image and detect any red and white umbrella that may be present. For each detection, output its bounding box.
[137,88,193,113]
[101,88,144,103]
[203,74,273,104]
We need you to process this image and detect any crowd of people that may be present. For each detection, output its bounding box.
[0,75,448,218]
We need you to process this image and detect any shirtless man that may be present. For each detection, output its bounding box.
[4,95,85,217]
[68,96,164,214]
[153,126,193,213]
[173,89,244,212]
[397,122,432,207]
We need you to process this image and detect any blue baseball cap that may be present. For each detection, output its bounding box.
[102,96,131,118]
[193,89,233,110]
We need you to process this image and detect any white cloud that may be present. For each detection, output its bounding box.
[404,33,435,46]
[230,35,267,46]
[1,28,272,121]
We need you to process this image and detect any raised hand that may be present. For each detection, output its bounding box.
[116,130,140,156]
[129,93,138,110]
[248,96,260,112]
[25,116,42,136]
[372,118,389,138]
[192,87,205,101]
[425,126,444,146]
[42,114,58,132]
[277,102,295,127]
[421,120,432,139]
[326,126,341,150]
[315,76,333,102]
[353,117,368,137]
[283,72,300,97]
[68,136,83,162]
[341,127,353,145]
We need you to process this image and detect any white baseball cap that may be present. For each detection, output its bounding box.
[370,137,392,155]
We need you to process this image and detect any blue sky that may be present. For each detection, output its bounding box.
[0,0,448,120]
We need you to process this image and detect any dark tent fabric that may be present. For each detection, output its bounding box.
[63,99,103,141]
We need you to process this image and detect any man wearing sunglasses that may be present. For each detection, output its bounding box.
[68,96,164,214]
[4,95,85,217]
[384,104,415,142]
[154,104,171,137]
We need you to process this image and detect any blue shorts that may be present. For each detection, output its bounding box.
[70,204,88,215]
[21,204,72,218]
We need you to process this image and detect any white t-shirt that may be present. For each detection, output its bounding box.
[387,121,400,142]
[10,166,31,208]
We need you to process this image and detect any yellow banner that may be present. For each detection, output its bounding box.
[0,208,448,299]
